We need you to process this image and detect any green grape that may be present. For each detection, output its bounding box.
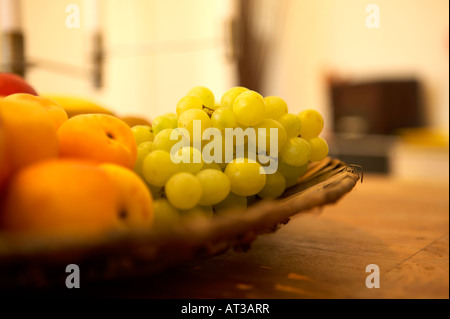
[172,146,204,174]
[220,86,248,108]
[220,125,251,160]
[211,106,237,132]
[202,162,222,171]
[216,134,244,165]
[179,205,214,222]
[308,136,329,162]
[279,137,311,166]
[152,128,181,153]
[176,96,203,116]
[277,160,308,188]
[134,143,152,177]
[213,192,247,216]
[257,171,286,200]
[131,125,154,144]
[152,114,177,135]
[138,141,154,153]
[264,96,288,120]
[152,199,180,229]
[187,86,215,111]
[285,176,301,189]
[250,118,287,154]
[142,150,179,187]
[256,152,281,175]
[278,113,302,139]
[196,169,231,206]
[224,158,266,196]
[298,109,324,140]
[164,112,179,128]
[233,90,266,127]
[165,172,202,210]
[201,135,227,168]
[178,108,212,143]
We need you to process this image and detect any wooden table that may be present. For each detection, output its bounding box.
[28,174,450,299]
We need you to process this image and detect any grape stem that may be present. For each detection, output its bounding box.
[202,105,214,117]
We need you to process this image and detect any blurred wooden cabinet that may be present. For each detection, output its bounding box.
[330,79,424,135]
[328,79,424,173]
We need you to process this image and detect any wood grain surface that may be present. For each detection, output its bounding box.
[6,174,449,299]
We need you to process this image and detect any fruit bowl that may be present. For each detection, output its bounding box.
[0,157,360,290]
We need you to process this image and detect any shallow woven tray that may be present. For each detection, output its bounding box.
[0,157,360,290]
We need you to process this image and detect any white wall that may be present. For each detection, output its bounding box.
[1,0,237,121]
[263,0,449,133]
[1,0,448,133]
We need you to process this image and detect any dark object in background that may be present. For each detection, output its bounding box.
[329,79,424,173]
[1,32,26,78]
[328,133,396,174]
[232,0,287,93]
[330,79,424,135]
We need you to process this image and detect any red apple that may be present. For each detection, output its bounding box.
[0,73,38,97]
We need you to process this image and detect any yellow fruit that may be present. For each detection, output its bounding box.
[41,94,115,118]
[119,115,152,127]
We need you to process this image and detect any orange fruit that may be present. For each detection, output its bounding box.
[0,112,11,193]
[4,93,68,130]
[0,159,124,239]
[0,98,59,174]
[99,163,154,230]
[57,114,137,169]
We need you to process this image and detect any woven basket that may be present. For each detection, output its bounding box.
[0,157,360,290]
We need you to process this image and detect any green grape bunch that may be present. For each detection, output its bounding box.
[130,86,329,227]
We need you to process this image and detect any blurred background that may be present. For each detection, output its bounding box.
[1,0,448,181]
